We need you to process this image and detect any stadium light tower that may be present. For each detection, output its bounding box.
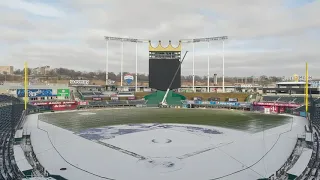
[104,37,148,90]
[181,36,228,92]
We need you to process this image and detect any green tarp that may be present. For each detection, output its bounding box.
[144,90,186,105]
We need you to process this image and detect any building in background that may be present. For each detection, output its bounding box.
[31,66,50,75]
[0,66,14,75]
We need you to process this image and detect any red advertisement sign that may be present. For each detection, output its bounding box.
[32,101,77,106]
[253,102,300,107]
[93,97,102,101]
[52,104,77,111]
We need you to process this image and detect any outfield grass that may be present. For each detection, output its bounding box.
[38,108,291,133]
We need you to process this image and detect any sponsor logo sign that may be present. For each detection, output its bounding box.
[311,81,320,88]
[69,80,90,85]
[193,101,241,106]
[193,97,202,101]
[57,89,70,97]
[282,74,312,82]
[53,104,71,108]
[186,100,195,104]
[111,96,119,100]
[78,101,88,105]
[107,79,115,85]
[32,101,77,106]
[228,98,238,102]
[235,84,253,88]
[17,89,53,97]
[128,96,136,100]
[143,88,152,92]
[136,104,147,108]
[217,102,239,106]
[124,74,134,85]
[52,104,77,111]
[253,102,300,107]
[239,103,251,107]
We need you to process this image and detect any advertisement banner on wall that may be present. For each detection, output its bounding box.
[78,101,88,106]
[217,102,240,106]
[57,89,70,97]
[228,98,238,102]
[128,96,136,100]
[93,97,102,101]
[143,88,152,92]
[239,103,252,107]
[32,101,77,106]
[111,96,119,100]
[52,104,77,111]
[253,102,300,107]
[17,89,53,97]
[69,80,90,85]
[311,81,320,88]
[264,108,270,114]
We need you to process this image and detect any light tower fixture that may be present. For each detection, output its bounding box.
[104,36,148,90]
[181,36,228,92]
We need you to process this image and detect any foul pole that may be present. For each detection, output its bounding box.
[105,41,109,86]
[24,62,28,110]
[305,62,309,113]
[222,40,225,92]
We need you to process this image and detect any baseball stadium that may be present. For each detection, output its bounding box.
[1,38,320,180]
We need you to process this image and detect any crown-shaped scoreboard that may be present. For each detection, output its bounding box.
[149,40,181,59]
[148,40,182,91]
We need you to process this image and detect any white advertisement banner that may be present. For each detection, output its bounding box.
[69,80,90,85]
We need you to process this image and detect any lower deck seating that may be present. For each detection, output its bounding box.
[0,96,26,180]
[298,125,320,180]
[262,96,306,104]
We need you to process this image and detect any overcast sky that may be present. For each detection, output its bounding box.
[0,0,319,77]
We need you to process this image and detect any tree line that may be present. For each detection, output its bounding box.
[1,68,283,85]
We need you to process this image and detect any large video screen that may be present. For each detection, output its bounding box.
[149,59,181,91]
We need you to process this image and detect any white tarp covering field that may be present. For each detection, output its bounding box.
[23,109,308,180]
